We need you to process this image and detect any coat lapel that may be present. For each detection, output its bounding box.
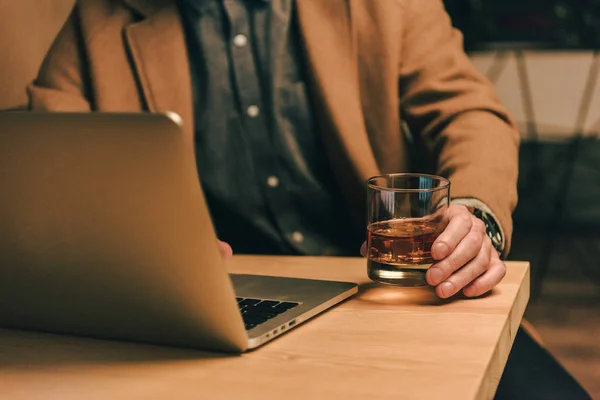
[296,0,380,220]
[123,0,195,144]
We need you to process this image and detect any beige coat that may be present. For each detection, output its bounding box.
[28,0,520,254]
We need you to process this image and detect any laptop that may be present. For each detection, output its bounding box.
[0,112,358,353]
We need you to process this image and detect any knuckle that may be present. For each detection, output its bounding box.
[460,212,473,227]
[473,217,486,233]
[453,204,469,213]
[467,233,483,252]
[477,250,490,269]
[484,235,492,246]
[457,204,471,215]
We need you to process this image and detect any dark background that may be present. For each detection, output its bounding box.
[444,0,600,49]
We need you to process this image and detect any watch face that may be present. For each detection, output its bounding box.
[473,209,504,254]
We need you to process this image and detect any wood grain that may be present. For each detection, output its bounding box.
[0,256,529,400]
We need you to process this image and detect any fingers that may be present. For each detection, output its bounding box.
[427,215,486,286]
[360,241,367,257]
[462,250,506,298]
[435,236,493,298]
[218,240,233,259]
[431,205,473,260]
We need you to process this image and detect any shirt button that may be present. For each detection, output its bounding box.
[267,176,279,188]
[247,105,260,118]
[233,34,248,48]
[292,232,304,244]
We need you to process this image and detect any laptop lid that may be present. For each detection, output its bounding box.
[0,112,248,352]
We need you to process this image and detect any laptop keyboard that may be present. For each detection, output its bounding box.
[236,297,300,330]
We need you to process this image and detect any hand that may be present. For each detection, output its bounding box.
[218,240,233,260]
[359,204,506,299]
[426,205,506,299]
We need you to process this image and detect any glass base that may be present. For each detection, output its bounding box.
[367,259,429,286]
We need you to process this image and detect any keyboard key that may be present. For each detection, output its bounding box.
[274,301,299,310]
[239,298,261,307]
[250,311,278,319]
[252,303,279,313]
[256,300,279,308]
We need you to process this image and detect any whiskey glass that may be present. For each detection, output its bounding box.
[367,173,450,286]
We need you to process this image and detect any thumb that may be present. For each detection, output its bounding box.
[218,240,233,259]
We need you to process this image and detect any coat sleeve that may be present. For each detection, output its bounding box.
[398,0,520,256]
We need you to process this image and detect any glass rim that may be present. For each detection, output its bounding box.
[367,173,451,193]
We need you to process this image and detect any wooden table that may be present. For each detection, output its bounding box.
[0,256,529,400]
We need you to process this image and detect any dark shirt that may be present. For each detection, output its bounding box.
[178,0,362,256]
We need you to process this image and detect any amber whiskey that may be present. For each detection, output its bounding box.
[367,219,442,285]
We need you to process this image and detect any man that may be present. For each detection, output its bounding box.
[28,0,590,398]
